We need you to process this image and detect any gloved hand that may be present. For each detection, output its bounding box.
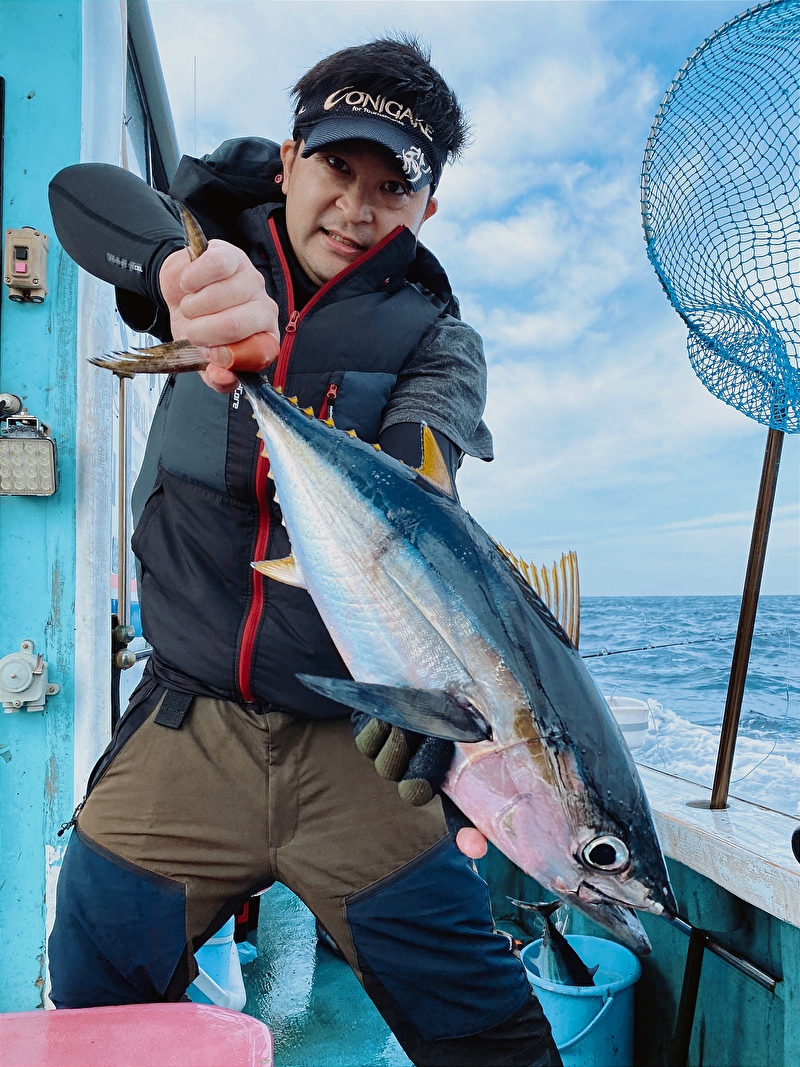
[351,711,454,807]
[351,712,487,858]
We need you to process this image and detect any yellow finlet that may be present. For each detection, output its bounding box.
[496,546,581,648]
[324,417,335,427]
[373,443,382,451]
[303,406,315,417]
[275,386,283,394]
[346,429,357,438]
[261,448,269,458]
[288,395,299,405]
[251,555,306,589]
[255,430,263,439]
[415,424,455,498]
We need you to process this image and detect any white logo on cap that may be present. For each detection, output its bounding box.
[400,145,431,184]
[323,87,434,141]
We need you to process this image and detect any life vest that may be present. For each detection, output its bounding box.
[130,139,457,715]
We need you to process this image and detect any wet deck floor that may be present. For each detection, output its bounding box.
[242,883,412,1067]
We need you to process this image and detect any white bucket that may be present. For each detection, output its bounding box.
[605,697,650,751]
[187,916,247,1011]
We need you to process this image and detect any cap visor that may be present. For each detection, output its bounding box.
[301,116,434,192]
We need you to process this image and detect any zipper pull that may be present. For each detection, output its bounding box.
[285,310,300,335]
[321,382,339,421]
[58,799,85,837]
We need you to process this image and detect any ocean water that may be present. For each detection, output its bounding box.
[581,596,800,817]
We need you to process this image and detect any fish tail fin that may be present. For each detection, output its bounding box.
[88,340,207,375]
[508,897,562,919]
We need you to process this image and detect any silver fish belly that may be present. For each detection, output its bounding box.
[244,382,676,954]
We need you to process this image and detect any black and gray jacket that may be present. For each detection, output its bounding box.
[50,138,493,717]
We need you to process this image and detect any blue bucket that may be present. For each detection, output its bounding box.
[520,935,641,1067]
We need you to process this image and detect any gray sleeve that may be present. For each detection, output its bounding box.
[380,315,494,461]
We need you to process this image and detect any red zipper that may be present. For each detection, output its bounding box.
[271,222,403,386]
[320,382,338,421]
[237,220,405,701]
[237,450,272,700]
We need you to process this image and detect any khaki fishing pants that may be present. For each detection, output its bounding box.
[49,680,561,1067]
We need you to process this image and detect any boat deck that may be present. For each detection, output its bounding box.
[242,883,412,1067]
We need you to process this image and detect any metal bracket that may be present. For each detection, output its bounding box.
[0,639,60,712]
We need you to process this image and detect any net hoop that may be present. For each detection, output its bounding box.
[641,0,800,433]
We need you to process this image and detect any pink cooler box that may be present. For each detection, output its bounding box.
[0,1003,273,1067]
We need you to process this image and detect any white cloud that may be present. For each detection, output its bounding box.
[147,0,798,594]
[458,316,757,518]
[657,504,799,533]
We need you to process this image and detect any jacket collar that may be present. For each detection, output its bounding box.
[239,202,453,313]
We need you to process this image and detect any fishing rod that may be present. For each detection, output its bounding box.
[131,632,790,663]
[580,629,789,660]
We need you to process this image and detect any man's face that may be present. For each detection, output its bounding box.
[279,139,438,286]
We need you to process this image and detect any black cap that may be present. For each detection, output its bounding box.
[295,86,446,192]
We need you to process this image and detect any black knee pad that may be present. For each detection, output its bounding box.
[49,828,189,1007]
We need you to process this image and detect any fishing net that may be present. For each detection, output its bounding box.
[641,0,800,433]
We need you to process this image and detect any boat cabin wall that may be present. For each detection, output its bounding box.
[0,0,86,1013]
[0,0,176,1012]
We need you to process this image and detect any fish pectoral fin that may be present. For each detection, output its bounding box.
[251,555,306,588]
[415,424,456,498]
[296,675,492,742]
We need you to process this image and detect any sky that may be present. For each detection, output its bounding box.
[149,0,800,596]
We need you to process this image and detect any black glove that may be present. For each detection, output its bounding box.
[351,711,453,807]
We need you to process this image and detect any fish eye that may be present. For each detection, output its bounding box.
[581,835,630,872]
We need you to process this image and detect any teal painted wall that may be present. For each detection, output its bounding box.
[631,860,798,1067]
[479,847,798,1066]
[0,1,82,1011]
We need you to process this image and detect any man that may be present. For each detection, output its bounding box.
[48,37,561,1067]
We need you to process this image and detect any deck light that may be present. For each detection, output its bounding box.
[0,411,58,496]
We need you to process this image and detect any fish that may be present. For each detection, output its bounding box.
[91,203,677,954]
[510,899,598,986]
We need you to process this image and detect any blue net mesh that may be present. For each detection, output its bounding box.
[641,0,800,433]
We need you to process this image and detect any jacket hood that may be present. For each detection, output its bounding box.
[168,138,286,241]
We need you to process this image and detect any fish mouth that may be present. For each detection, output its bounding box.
[572,892,653,955]
[576,880,671,954]
[578,872,674,917]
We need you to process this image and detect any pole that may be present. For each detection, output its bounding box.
[111,372,135,730]
[670,926,706,1067]
[710,427,784,809]
[116,373,130,628]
